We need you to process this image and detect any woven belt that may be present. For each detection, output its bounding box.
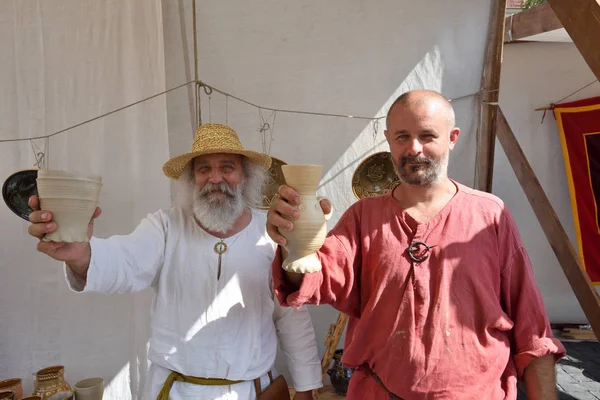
[157,371,246,400]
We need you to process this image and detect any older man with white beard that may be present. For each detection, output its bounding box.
[27,123,322,400]
[267,90,565,400]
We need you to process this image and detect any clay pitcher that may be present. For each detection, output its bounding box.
[0,379,22,400]
[32,366,73,400]
[280,165,332,273]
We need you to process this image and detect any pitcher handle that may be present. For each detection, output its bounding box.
[316,196,333,221]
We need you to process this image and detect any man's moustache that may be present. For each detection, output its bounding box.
[200,183,235,198]
[400,156,432,167]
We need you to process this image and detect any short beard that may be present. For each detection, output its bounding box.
[393,151,449,186]
[192,181,245,234]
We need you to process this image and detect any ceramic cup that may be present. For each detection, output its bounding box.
[280,164,332,273]
[73,378,103,400]
[36,169,102,243]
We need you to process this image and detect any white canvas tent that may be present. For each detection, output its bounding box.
[2,0,598,398]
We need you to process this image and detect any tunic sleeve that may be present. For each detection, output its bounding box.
[272,299,323,392]
[64,210,167,294]
[272,207,363,318]
[499,211,566,378]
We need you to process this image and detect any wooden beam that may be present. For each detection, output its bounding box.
[504,2,563,43]
[495,107,600,339]
[547,0,600,81]
[476,0,507,193]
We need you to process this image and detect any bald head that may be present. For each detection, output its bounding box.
[386,90,455,130]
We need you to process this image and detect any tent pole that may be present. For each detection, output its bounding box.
[476,0,507,193]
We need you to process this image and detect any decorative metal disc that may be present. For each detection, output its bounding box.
[2,169,39,221]
[351,152,400,200]
[214,241,227,255]
[258,156,287,210]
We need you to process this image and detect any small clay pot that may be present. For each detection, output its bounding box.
[0,379,22,400]
[0,391,15,400]
[32,366,73,400]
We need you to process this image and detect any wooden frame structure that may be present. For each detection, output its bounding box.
[503,2,562,43]
[477,0,600,341]
[322,0,600,376]
[546,0,600,81]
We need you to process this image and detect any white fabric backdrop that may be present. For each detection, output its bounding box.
[0,0,502,397]
[0,0,169,398]
[162,0,492,383]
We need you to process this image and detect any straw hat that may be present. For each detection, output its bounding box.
[163,123,272,180]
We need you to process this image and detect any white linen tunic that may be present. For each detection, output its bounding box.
[65,208,322,399]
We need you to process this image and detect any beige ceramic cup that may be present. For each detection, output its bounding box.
[73,378,103,400]
[36,169,102,243]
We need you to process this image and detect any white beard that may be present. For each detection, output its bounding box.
[192,181,246,234]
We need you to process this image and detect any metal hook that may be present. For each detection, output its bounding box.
[34,152,45,168]
[372,119,380,143]
[259,122,270,133]
[30,140,46,169]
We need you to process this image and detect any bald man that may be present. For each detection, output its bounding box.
[266,90,565,399]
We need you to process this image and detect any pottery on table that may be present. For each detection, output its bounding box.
[32,366,73,400]
[73,378,103,400]
[0,391,15,400]
[327,349,353,395]
[351,151,400,200]
[45,393,73,400]
[0,379,22,400]
[280,165,332,273]
[36,169,102,243]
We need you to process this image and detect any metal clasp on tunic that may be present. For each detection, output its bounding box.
[407,241,436,263]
